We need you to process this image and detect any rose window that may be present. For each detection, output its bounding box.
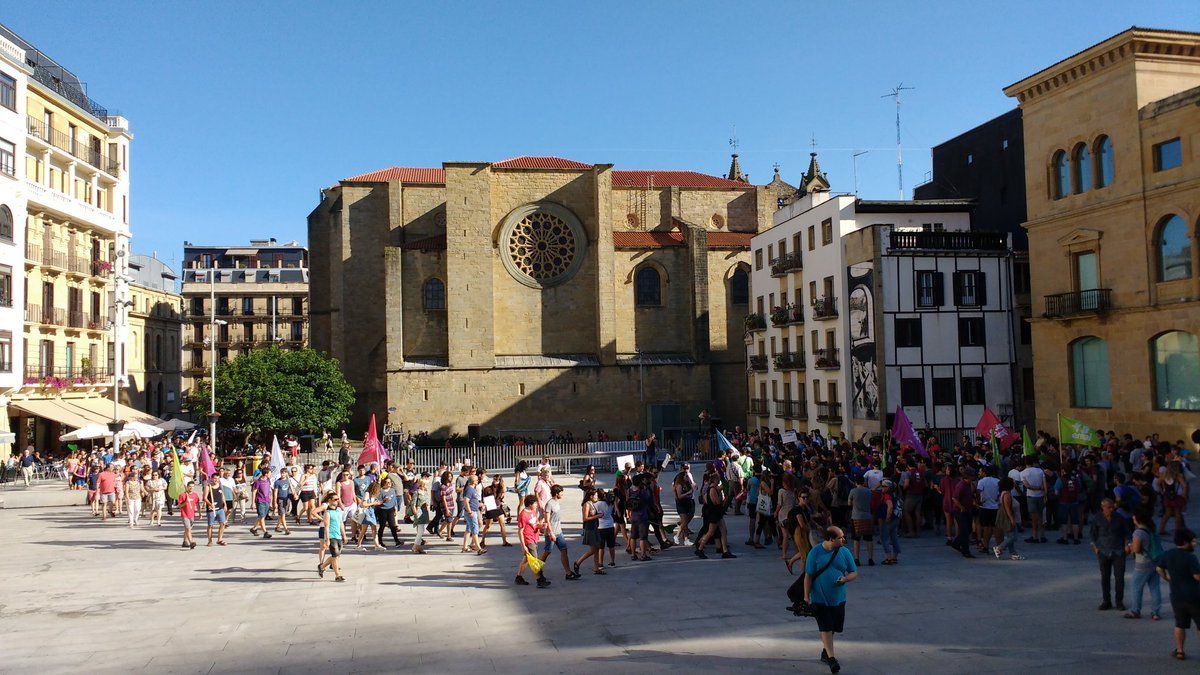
[500,204,587,288]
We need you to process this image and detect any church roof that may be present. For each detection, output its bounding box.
[798,152,830,194]
[706,232,755,249]
[399,234,447,251]
[492,156,593,169]
[726,153,748,183]
[611,170,755,190]
[344,167,446,184]
[613,231,686,248]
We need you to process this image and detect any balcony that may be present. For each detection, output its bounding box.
[775,399,807,420]
[23,180,118,231]
[26,114,120,176]
[770,304,804,327]
[91,259,113,277]
[1043,289,1112,318]
[817,401,843,423]
[888,230,1007,253]
[86,313,108,330]
[25,304,67,326]
[744,313,767,333]
[748,354,768,372]
[25,242,40,263]
[67,310,86,329]
[774,351,805,371]
[67,255,91,276]
[770,252,803,276]
[41,248,67,271]
[23,365,113,387]
[813,347,840,369]
[749,398,770,416]
[811,296,838,320]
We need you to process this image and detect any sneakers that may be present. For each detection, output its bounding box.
[1010,553,1026,560]
[695,549,709,559]
[536,577,552,589]
[721,551,737,559]
[992,546,1002,559]
[514,575,529,585]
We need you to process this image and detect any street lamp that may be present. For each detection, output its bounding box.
[208,264,227,451]
[106,298,133,437]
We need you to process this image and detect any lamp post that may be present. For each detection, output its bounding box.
[208,266,227,452]
[106,297,133,438]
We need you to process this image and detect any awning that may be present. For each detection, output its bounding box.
[64,398,166,426]
[10,399,106,429]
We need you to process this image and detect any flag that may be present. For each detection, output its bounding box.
[357,414,391,467]
[269,435,285,481]
[715,429,738,454]
[199,445,216,480]
[991,432,1002,470]
[974,408,1019,450]
[1058,414,1100,448]
[1022,427,1036,457]
[167,449,184,500]
[891,407,927,457]
[881,433,889,470]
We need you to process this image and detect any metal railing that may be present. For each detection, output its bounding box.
[26,114,120,175]
[748,355,768,372]
[67,255,91,275]
[744,313,767,332]
[817,401,843,422]
[813,347,840,369]
[68,310,85,328]
[811,296,838,319]
[770,303,804,326]
[42,248,67,270]
[1044,289,1112,318]
[91,259,113,277]
[24,304,66,326]
[25,242,40,262]
[775,399,807,419]
[86,313,107,330]
[774,351,805,370]
[749,398,770,416]
[23,365,112,383]
[888,230,1007,252]
[770,252,803,276]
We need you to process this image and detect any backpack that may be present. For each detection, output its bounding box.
[1140,527,1164,563]
[628,488,645,512]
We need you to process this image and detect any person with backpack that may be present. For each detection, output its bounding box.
[1125,510,1163,620]
[1055,463,1084,545]
[803,525,858,674]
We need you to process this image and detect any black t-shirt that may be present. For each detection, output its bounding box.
[1158,548,1200,604]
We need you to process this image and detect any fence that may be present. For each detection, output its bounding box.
[311,438,721,475]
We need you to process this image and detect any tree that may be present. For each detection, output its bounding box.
[189,347,355,436]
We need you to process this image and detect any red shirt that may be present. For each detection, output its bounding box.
[96,471,117,495]
[177,492,200,519]
[517,508,540,545]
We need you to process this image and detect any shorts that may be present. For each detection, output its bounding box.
[277,498,290,513]
[676,499,695,517]
[99,493,116,504]
[484,509,504,522]
[629,521,649,540]
[224,500,234,511]
[318,526,327,540]
[979,509,997,527]
[812,602,846,633]
[256,503,270,519]
[701,505,724,526]
[207,509,227,526]
[328,539,343,557]
[300,490,316,503]
[542,533,568,554]
[182,517,194,531]
[851,519,873,540]
[598,527,616,548]
[1172,598,1199,630]
[465,512,480,535]
[1026,496,1045,516]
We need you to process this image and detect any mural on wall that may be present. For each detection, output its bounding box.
[848,264,878,420]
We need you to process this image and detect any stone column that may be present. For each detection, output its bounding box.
[445,163,494,369]
[686,222,710,362]
[592,165,616,365]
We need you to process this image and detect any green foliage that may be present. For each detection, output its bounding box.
[188,347,355,434]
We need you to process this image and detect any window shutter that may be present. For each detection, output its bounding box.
[933,272,945,306]
[976,272,987,306]
[952,272,963,307]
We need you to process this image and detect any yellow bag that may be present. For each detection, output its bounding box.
[525,552,544,575]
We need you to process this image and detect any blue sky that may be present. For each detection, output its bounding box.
[3,2,1194,272]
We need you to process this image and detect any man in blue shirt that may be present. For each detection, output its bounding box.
[804,526,859,674]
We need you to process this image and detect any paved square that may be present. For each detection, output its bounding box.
[1,474,1192,674]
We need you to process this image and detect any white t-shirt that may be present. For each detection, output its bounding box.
[976,476,1000,510]
[595,500,615,529]
[1007,469,1026,496]
[1021,467,1046,498]
[864,469,884,491]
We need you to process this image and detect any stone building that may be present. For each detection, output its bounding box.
[125,254,182,419]
[180,239,309,400]
[1003,27,1200,441]
[308,155,790,439]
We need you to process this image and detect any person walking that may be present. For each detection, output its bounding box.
[515,495,550,588]
[803,526,858,674]
[461,474,484,554]
[177,481,199,549]
[1125,510,1163,620]
[1157,528,1200,661]
[249,471,273,540]
[1091,497,1130,611]
[20,448,35,486]
[847,475,874,566]
[146,469,167,526]
[374,476,403,549]
[96,464,117,522]
[124,470,144,528]
[573,487,605,576]
[316,493,347,582]
[203,475,228,546]
[673,464,696,545]
[878,480,900,565]
[411,473,431,554]
[541,484,578,579]
[992,476,1024,560]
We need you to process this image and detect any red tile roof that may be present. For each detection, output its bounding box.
[344,167,446,184]
[612,170,755,190]
[400,234,447,251]
[612,231,686,248]
[706,232,755,249]
[492,156,593,170]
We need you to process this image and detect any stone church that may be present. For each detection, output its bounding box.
[308,155,793,440]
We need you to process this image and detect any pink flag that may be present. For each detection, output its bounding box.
[974,408,1019,450]
[200,444,216,479]
[891,407,927,457]
[356,414,391,467]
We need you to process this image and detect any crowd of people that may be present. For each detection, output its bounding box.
[12,423,1200,671]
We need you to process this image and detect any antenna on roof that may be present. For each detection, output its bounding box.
[882,83,915,199]
[728,125,739,153]
[852,150,869,196]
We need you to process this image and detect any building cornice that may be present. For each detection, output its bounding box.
[1003,27,1200,104]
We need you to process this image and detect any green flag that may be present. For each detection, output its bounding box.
[167,449,184,500]
[991,432,1002,469]
[1022,427,1036,457]
[881,433,889,470]
[1058,414,1100,448]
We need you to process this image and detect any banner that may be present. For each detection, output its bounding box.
[199,445,216,480]
[890,407,927,457]
[357,414,392,467]
[1058,414,1100,448]
[167,449,184,500]
[780,430,798,445]
[974,408,1018,450]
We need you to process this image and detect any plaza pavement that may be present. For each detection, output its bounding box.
[1,473,1193,674]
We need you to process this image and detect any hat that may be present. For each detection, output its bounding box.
[880,479,894,489]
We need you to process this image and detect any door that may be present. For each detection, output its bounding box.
[1075,252,1098,311]
[65,342,74,378]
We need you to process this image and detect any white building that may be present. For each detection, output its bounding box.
[748,153,1017,443]
[0,32,28,451]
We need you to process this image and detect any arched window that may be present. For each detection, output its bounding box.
[1052,150,1069,200]
[1072,143,1091,194]
[1094,135,1113,188]
[635,267,661,307]
[1156,215,1192,282]
[730,267,749,305]
[1070,337,1111,408]
[422,278,445,310]
[1153,331,1200,410]
[0,204,12,241]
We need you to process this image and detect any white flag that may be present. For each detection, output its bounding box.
[270,435,285,481]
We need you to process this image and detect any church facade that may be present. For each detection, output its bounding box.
[308,155,793,440]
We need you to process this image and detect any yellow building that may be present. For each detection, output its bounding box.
[0,24,138,450]
[1004,27,1200,441]
[125,254,182,419]
[308,155,794,439]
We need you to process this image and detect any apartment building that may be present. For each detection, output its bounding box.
[0,24,135,451]
[126,254,182,419]
[0,31,27,450]
[180,239,308,399]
